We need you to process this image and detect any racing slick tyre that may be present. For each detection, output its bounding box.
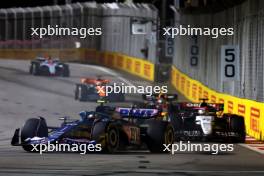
[91,122,120,153]
[29,64,33,74]
[74,84,79,100]
[145,120,174,153]
[75,84,88,101]
[169,113,182,141]
[105,123,120,153]
[21,118,48,152]
[41,66,50,76]
[62,64,70,77]
[229,115,246,143]
[30,63,39,75]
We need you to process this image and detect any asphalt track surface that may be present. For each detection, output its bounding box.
[0,59,264,176]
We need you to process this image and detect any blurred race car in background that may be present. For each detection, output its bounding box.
[75,77,125,102]
[29,56,70,77]
[11,103,174,153]
[141,93,178,109]
[170,98,246,142]
[137,93,178,121]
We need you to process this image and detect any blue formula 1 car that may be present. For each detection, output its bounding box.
[29,57,70,77]
[11,105,174,153]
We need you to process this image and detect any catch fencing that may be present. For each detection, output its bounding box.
[0,3,158,63]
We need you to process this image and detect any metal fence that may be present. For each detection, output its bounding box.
[0,2,158,62]
[173,0,264,102]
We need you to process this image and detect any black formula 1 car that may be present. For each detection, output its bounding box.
[141,93,178,109]
[11,105,174,153]
[138,93,178,121]
[75,77,125,102]
[170,99,246,143]
[29,57,70,77]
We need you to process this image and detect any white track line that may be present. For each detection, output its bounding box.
[0,169,264,173]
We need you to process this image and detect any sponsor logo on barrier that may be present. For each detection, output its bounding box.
[211,95,216,103]
[203,91,208,99]
[198,87,203,99]
[101,53,106,65]
[192,84,197,100]
[126,59,132,70]
[250,107,260,132]
[91,51,96,59]
[219,98,224,104]
[228,101,233,113]
[117,56,123,68]
[59,50,76,59]
[176,73,180,87]
[135,61,141,73]
[238,104,246,115]
[186,81,190,96]
[104,54,109,65]
[98,56,103,65]
[181,77,185,92]
[107,54,114,66]
[85,51,92,61]
[144,64,151,77]
[172,69,176,84]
